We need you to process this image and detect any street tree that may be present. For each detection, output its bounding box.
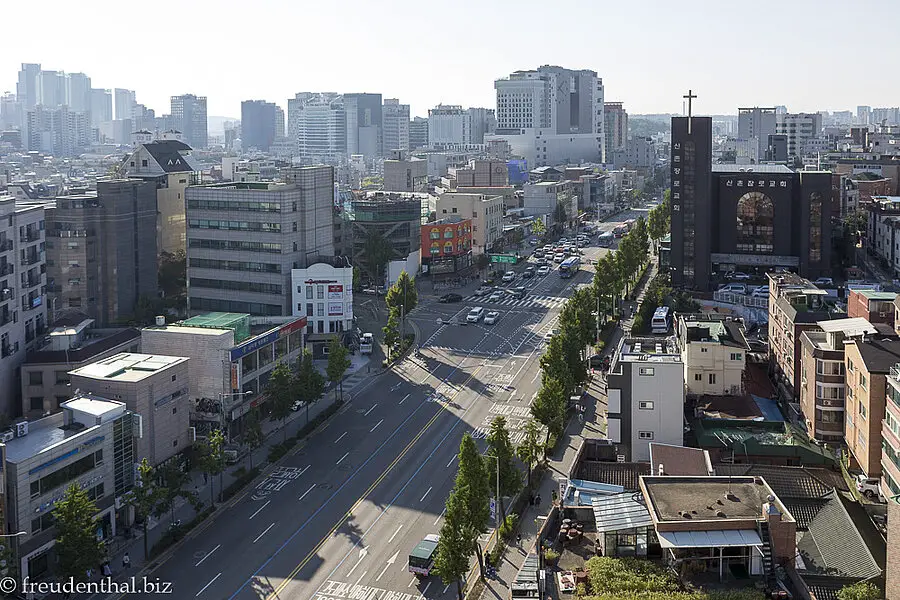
[540,335,574,394]
[516,419,544,491]
[53,483,105,583]
[156,461,200,529]
[560,287,596,359]
[265,361,295,441]
[531,218,547,239]
[386,270,418,338]
[486,416,522,521]
[593,254,619,323]
[558,325,588,388]
[128,458,164,561]
[383,308,400,357]
[434,489,473,600]
[197,429,226,505]
[531,377,567,450]
[243,407,264,470]
[296,349,326,425]
[325,336,352,402]
[454,434,490,577]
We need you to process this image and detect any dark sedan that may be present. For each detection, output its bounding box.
[439,293,463,303]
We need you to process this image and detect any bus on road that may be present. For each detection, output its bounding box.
[559,256,581,278]
[651,306,671,334]
[409,534,440,576]
[598,231,614,247]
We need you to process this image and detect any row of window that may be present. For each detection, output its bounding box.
[190,296,283,316]
[189,239,282,254]
[30,450,103,499]
[31,483,104,534]
[188,220,281,233]
[189,258,281,273]
[187,200,281,213]
[190,278,282,295]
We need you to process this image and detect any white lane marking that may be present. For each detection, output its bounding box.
[420,487,432,502]
[299,484,316,501]
[194,544,220,567]
[299,465,310,476]
[444,584,451,594]
[446,455,457,469]
[377,550,400,582]
[364,403,378,416]
[400,393,410,404]
[434,507,446,525]
[347,549,368,577]
[423,582,431,595]
[253,522,275,543]
[370,419,384,433]
[195,573,221,597]
[388,524,403,544]
[391,382,402,391]
[355,570,368,585]
[335,431,348,444]
[336,452,349,465]
[408,577,416,588]
[249,500,270,520]
[531,369,541,383]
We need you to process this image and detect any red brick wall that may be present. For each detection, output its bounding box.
[768,513,797,565]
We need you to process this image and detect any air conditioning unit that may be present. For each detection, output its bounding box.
[15,421,28,437]
[0,430,13,443]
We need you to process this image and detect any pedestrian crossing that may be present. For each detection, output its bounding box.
[460,293,568,310]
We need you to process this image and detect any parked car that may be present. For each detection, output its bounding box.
[291,400,302,412]
[719,283,748,295]
[439,293,463,303]
[751,286,769,298]
[537,265,551,276]
[545,328,560,341]
[484,311,500,325]
[489,291,503,302]
[815,277,835,287]
[502,271,516,283]
[856,475,885,502]
[466,307,485,323]
[726,271,751,281]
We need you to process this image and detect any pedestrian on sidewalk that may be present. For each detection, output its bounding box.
[516,533,522,547]
[203,472,209,484]
[103,562,112,577]
[536,494,542,506]
[122,552,131,570]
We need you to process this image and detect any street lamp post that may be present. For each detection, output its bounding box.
[218,391,253,444]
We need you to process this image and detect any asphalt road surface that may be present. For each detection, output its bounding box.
[123,207,648,600]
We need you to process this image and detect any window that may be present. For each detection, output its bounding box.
[173,439,178,447]
[317,303,324,316]
[860,374,868,390]
[639,367,654,376]
[638,431,655,440]
[292,222,298,232]
[141,159,148,167]
[816,360,845,376]
[55,370,70,385]
[28,371,42,385]
[860,401,867,420]
[729,353,742,361]
[638,401,654,410]
[736,191,775,253]
[700,347,708,353]
[306,287,313,299]
[317,285,325,299]
[306,303,313,317]
[694,373,702,381]
[172,407,177,414]
[30,397,43,411]
[708,373,717,384]
[171,374,177,382]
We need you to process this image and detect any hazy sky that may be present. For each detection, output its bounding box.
[2,0,894,119]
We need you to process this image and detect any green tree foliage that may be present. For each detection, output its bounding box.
[156,461,199,527]
[383,308,400,356]
[296,349,326,425]
[475,253,490,270]
[53,483,105,583]
[434,489,473,600]
[559,286,596,359]
[558,323,588,388]
[516,419,544,491]
[486,416,522,521]
[197,429,226,505]
[593,254,621,322]
[647,196,671,242]
[531,377,567,449]
[836,581,880,600]
[128,458,164,561]
[325,336,352,402]
[386,270,418,319]
[362,231,395,288]
[352,266,361,291]
[243,407,264,470]
[265,361,295,441]
[531,218,547,238]
[454,434,491,576]
[540,335,575,394]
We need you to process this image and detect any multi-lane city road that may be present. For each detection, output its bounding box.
[127,208,649,600]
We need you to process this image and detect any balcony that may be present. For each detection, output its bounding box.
[21,276,40,289]
[0,240,12,252]
[0,312,11,326]
[1,343,12,358]
[20,230,40,243]
[0,264,13,276]
[20,254,41,266]
[0,289,10,302]
[22,297,41,312]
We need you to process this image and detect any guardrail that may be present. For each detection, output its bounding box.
[712,291,768,308]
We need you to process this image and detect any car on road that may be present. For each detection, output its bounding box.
[553,253,565,263]
[751,286,769,298]
[522,266,535,278]
[719,283,748,295]
[466,307,485,323]
[439,293,463,303]
[814,277,835,287]
[856,474,885,502]
[474,285,492,296]
[489,291,503,302]
[502,271,516,283]
[533,250,544,259]
[725,271,751,281]
[545,328,560,340]
[484,311,500,325]
[291,400,302,411]
[537,265,551,276]
[508,286,527,299]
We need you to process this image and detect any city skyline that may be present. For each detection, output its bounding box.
[2,0,896,119]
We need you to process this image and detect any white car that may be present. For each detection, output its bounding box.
[466,307,485,323]
[291,400,302,412]
[751,286,769,298]
[545,328,560,341]
[553,253,565,263]
[856,474,885,502]
[489,291,503,302]
[474,286,492,296]
[537,265,550,276]
[502,271,516,283]
[484,311,500,325]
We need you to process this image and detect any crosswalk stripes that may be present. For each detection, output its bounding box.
[460,293,568,309]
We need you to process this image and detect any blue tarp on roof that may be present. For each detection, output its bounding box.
[752,395,784,422]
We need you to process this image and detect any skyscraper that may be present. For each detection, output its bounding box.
[275,106,285,139]
[409,116,428,150]
[38,70,67,107]
[670,115,712,291]
[114,88,136,120]
[171,94,208,149]
[737,107,776,160]
[240,100,279,152]
[382,99,410,155]
[16,63,41,109]
[344,93,382,158]
[65,73,91,113]
[292,94,347,163]
[603,102,628,160]
[90,88,112,125]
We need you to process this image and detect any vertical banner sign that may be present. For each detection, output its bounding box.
[489,497,496,522]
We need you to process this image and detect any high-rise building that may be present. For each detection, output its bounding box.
[738,107,777,160]
[170,94,208,149]
[467,107,496,144]
[344,93,382,158]
[382,99,410,155]
[65,73,91,113]
[490,65,604,166]
[185,166,335,316]
[872,107,900,127]
[409,116,428,150]
[604,102,628,160]
[241,99,279,152]
[775,112,823,158]
[275,106,285,139]
[43,179,158,326]
[294,94,347,163]
[90,88,112,125]
[114,88,136,120]
[38,70,67,107]
[16,63,41,110]
[428,105,469,147]
[0,93,22,130]
[0,196,47,417]
[24,105,90,156]
[287,92,317,143]
[857,106,871,126]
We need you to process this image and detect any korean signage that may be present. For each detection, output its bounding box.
[328,302,343,316]
[327,284,343,300]
[230,317,307,361]
[489,254,517,264]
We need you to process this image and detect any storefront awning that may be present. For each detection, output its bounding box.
[657,529,763,549]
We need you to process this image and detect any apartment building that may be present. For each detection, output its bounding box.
[383,155,427,193]
[676,314,749,397]
[768,273,843,404]
[185,166,335,316]
[69,353,191,465]
[170,94,207,149]
[775,112,822,158]
[606,337,684,462]
[436,192,504,254]
[848,289,897,328]
[798,318,875,442]
[845,336,900,479]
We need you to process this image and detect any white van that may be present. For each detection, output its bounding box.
[466,307,485,323]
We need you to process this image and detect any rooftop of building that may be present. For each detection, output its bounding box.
[695,394,785,422]
[24,327,141,366]
[680,316,748,349]
[429,216,469,226]
[692,420,835,466]
[573,459,651,492]
[767,271,816,289]
[5,395,127,463]
[854,289,897,301]
[817,317,877,336]
[139,140,197,173]
[70,352,188,383]
[616,337,681,363]
[711,164,794,174]
[774,294,843,324]
[649,443,712,476]
[641,476,791,523]
[846,336,900,374]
